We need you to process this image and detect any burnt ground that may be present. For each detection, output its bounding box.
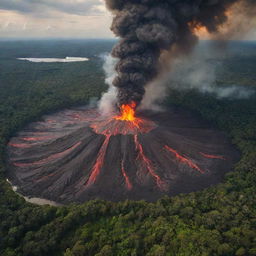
[6,106,240,204]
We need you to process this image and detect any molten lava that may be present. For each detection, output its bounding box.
[200,152,226,160]
[114,101,142,129]
[91,102,156,136]
[121,160,132,190]
[164,145,205,174]
[7,106,238,203]
[86,103,158,188]
[115,102,137,122]
[134,135,166,190]
[86,135,111,187]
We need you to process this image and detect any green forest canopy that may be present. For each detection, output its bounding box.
[0,40,255,256]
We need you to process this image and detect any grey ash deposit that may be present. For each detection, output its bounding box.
[7,106,239,204]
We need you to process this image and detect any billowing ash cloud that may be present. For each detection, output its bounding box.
[105,0,255,107]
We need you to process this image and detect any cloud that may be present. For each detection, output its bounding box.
[0,0,105,16]
[0,0,113,39]
[0,9,113,38]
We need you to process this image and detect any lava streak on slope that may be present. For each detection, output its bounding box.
[6,106,239,203]
[121,159,132,190]
[200,152,226,160]
[12,141,81,168]
[85,135,111,187]
[134,135,166,191]
[86,102,157,188]
[164,145,205,174]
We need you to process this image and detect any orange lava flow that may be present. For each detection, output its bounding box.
[134,135,165,190]
[13,141,81,167]
[21,136,54,142]
[200,152,226,160]
[121,160,132,190]
[8,143,34,149]
[91,101,156,136]
[86,135,111,187]
[164,145,205,174]
[115,101,136,122]
[115,101,143,129]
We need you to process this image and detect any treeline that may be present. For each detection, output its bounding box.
[0,45,256,255]
[1,87,256,255]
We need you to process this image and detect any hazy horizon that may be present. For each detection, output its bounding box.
[0,38,255,43]
[1,1,256,40]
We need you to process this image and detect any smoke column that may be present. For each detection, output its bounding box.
[98,54,118,115]
[105,0,255,108]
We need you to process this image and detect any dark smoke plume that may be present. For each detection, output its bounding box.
[105,0,255,107]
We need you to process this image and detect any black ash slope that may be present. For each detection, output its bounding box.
[7,106,239,204]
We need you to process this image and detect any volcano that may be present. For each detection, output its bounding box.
[7,104,239,204]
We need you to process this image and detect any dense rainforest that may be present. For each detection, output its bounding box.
[0,40,255,256]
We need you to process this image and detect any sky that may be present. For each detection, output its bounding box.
[0,0,255,40]
[0,0,113,38]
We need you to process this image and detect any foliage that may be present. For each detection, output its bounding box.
[0,40,256,256]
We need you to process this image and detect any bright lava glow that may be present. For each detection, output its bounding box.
[91,101,156,136]
[200,152,226,160]
[86,135,111,187]
[115,101,137,122]
[164,145,205,174]
[121,159,132,190]
[134,135,166,190]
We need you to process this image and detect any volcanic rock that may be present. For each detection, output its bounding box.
[6,106,239,204]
